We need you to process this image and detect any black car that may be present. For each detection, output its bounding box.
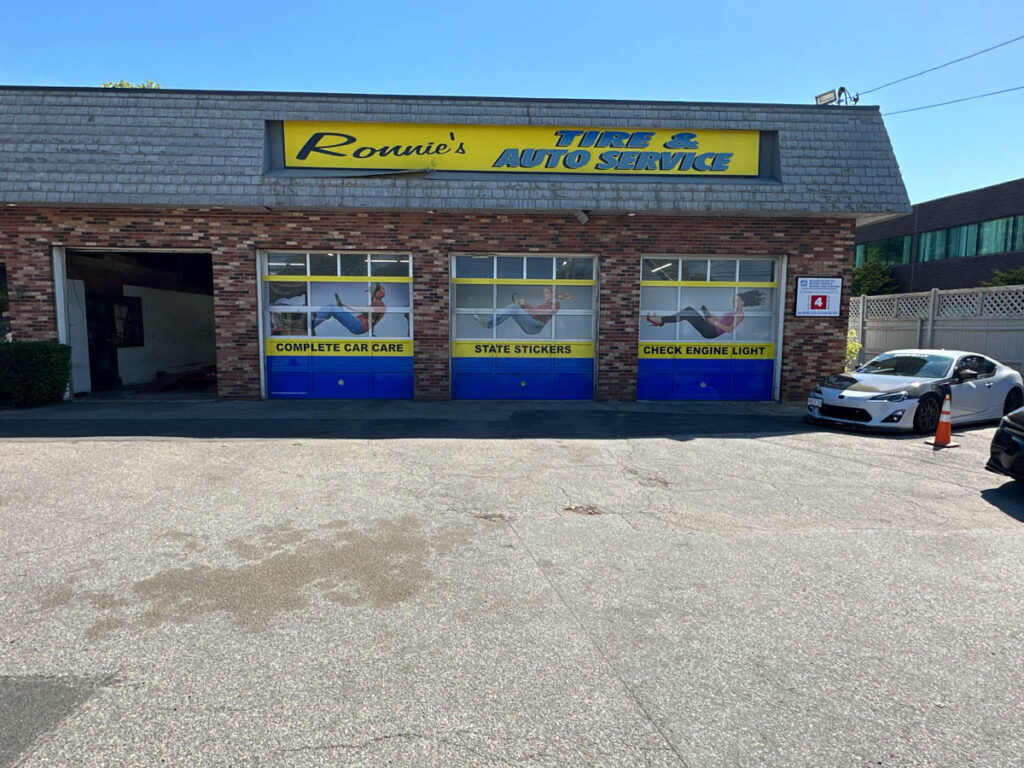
[986,405,1024,483]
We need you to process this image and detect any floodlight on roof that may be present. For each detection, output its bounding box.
[815,87,860,107]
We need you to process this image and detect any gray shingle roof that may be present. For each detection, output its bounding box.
[0,87,910,217]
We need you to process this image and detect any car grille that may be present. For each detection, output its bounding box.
[820,404,873,422]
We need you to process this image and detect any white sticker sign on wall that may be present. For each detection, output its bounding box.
[795,277,842,317]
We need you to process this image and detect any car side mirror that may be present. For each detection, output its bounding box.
[957,369,978,381]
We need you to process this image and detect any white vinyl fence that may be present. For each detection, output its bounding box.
[849,284,1024,374]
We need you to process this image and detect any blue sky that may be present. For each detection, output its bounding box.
[2,0,1021,204]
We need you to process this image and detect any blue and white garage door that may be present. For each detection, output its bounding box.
[637,256,779,400]
[451,254,596,399]
[262,251,413,399]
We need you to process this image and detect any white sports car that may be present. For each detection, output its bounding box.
[806,349,1024,433]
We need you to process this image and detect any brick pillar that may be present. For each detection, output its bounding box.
[412,246,450,400]
[596,250,640,400]
[211,246,261,398]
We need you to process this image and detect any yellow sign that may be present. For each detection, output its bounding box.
[266,339,412,356]
[283,121,759,176]
[453,341,594,358]
[638,342,775,359]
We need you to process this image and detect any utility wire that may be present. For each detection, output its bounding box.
[882,84,1024,115]
[860,34,1024,95]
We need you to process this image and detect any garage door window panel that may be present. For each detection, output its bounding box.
[709,259,738,282]
[556,257,594,280]
[269,283,307,307]
[457,255,495,279]
[496,257,523,279]
[454,313,493,339]
[553,314,593,339]
[267,252,307,276]
[526,257,554,280]
[371,255,411,277]
[642,258,680,281]
[269,311,309,337]
[738,259,775,282]
[309,253,338,276]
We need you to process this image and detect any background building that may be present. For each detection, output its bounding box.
[0,87,908,401]
[856,178,1024,293]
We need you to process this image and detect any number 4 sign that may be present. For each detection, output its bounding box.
[795,277,842,317]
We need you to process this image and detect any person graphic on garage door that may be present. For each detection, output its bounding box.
[476,286,572,335]
[313,283,387,336]
[646,290,766,339]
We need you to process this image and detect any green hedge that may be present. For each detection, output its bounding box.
[0,341,72,406]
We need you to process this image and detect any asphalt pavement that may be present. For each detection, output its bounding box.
[1,399,1022,766]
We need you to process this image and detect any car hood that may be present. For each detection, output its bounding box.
[820,373,938,394]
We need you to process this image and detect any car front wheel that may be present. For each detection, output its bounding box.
[1004,388,1023,415]
[912,396,941,434]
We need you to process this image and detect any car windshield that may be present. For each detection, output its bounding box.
[859,353,953,378]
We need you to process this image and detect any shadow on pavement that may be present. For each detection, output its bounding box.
[805,416,1003,442]
[0,399,820,441]
[0,674,116,768]
[981,483,1024,523]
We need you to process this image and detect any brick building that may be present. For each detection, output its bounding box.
[0,86,908,401]
[855,178,1024,293]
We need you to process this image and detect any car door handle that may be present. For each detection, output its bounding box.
[985,383,993,388]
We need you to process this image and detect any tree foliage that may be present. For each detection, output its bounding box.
[101,80,161,89]
[851,259,898,296]
[980,266,1024,287]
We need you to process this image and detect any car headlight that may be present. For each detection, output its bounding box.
[870,391,909,402]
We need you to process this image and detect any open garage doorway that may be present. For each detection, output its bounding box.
[64,250,217,398]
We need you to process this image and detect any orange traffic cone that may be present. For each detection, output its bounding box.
[925,394,959,448]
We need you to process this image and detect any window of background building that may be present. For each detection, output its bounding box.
[1007,215,1024,253]
[978,218,1013,255]
[917,215,1024,263]
[854,236,911,267]
[947,224,978,259]
[918,230,948,262]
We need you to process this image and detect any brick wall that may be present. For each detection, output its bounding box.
[778,220,857,400]
[892,250,1024,293]
[857,178,1024,243]
[0,207,854,400]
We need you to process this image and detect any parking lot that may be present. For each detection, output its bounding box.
[1,400,1023,767]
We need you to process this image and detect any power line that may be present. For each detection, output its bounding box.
[882,84,1024,115]
[861,34,1024,96]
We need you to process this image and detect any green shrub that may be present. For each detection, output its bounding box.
[0,341,72,406]
[981,267,1024,287]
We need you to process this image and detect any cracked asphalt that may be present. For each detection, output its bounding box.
[1,399,1023,767]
